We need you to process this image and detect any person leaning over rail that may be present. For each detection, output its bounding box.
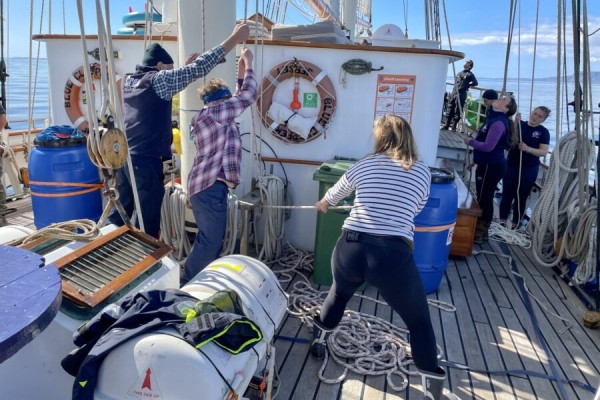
[181,47,257,285]
[107,23,250,238]
[499,106,550,229]
[464,95,518,243]
[312,115,457,400]
[442,59,478,132]
[0,104,9,227]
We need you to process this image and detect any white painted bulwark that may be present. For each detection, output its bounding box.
[35,36,178,128]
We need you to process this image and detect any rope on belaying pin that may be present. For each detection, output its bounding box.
[339,58,384,87]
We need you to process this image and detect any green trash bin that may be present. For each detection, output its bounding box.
[312,157,358,285]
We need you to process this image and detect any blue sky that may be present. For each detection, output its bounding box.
[5,0,600,79]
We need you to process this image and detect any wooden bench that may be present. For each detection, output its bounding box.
[436,159,481,257]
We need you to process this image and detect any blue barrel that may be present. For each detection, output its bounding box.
[29,134,102,229]
[413,168,458,294]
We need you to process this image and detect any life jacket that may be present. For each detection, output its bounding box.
[62,289,262,400]
[473,109,509,164]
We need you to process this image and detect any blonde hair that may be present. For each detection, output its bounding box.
[198,78,229,101]
[373,114,419,170]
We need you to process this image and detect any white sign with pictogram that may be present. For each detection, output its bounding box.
[127,364,163,399]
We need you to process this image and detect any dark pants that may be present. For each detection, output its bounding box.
[182,181,229,284]
[107,155,165,238]
[499,164,539,225]
[318,229,439,373]
[445,91,467,128]
[475,163,505,222]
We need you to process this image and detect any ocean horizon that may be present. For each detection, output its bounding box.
[4,57,599,152]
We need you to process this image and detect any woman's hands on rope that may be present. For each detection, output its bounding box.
[314,198,330,213]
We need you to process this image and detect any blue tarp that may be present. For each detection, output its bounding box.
[35,125,85,143]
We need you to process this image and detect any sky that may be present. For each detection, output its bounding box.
[4,0,600,79]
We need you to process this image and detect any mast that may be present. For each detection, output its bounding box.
[0,0,8,129]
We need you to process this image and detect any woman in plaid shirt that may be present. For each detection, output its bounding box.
[182,48,257,284]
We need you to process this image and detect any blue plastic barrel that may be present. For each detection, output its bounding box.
[413,168,458,294]
[28,134,102,229]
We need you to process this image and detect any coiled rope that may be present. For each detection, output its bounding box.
[160,182,192,261]
[526,132,596,269]
[488,222,532,248]
[8,219,100,246]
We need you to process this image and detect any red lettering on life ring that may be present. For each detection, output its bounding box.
[257,60,336,144]
[64,63,103,132]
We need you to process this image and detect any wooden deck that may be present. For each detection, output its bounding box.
[3,196,599,399]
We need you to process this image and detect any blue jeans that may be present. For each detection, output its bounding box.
[182,181,229,284]
[107,155,164,238]
[499,164,539,224]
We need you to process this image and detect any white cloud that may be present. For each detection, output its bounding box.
[446,16,600,71]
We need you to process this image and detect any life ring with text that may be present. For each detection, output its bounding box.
[64,63,103,133]
[257,59,336,144]
[64,64,122,133]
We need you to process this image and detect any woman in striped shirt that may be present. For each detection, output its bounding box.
[312,115,456,399]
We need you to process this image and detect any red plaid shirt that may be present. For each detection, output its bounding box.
[187,69,257,197]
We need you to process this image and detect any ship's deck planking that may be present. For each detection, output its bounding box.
[4,196,600,399]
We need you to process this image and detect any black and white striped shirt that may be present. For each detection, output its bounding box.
[324,154,431,242]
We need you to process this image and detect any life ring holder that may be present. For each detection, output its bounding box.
[257,59,336,144]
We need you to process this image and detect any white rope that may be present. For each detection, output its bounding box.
[160,183,192,261]
[256,175,286,262]
[488,222,532,249]
[272,245,455,391]
[75,0,145,232]
[8,219,100,246]
[221,191,240,256]
[526,132,595,268]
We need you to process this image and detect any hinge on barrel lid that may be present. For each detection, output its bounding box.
[51,225,172,308]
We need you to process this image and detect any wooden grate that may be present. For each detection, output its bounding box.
[52,225,172,308]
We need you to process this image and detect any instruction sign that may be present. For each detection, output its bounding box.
[374,74,416,123]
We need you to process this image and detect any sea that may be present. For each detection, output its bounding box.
[4,57,600,152]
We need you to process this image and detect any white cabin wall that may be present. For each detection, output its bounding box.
[239,45,451,250]
[40,38,179,127]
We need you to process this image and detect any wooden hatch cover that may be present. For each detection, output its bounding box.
[51,225,172,308]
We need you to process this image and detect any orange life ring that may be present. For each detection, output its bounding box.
[63,63,103,132]
[257,59,336,143]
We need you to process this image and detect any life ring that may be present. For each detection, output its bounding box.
[64,64,121,133]
[64,63,102,133]
[257,59,336,144]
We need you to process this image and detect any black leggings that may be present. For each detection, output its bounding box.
[475,162,506,222]
[319,229,439,373]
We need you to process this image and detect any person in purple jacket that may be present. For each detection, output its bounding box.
[464,95,518,243]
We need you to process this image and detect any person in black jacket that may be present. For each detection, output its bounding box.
[442,60,478,131]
